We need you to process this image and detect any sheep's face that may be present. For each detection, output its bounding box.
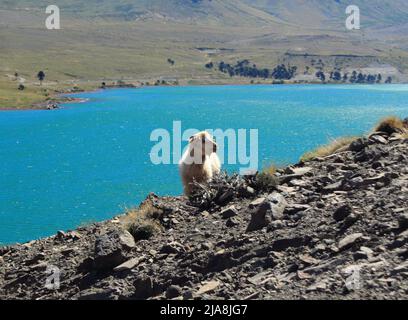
[189,131,217,161]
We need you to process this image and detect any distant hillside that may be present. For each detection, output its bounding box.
[1,0,408,101]
[245,0,408,30]
[2,0,408,29]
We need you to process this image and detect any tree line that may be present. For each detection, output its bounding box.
[206,60,298,80]
[316,70,392,84]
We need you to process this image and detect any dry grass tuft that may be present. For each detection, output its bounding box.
[373,116,406,135]
[262,163,278,176]
[300,136,358,162]
[120,201,163,241]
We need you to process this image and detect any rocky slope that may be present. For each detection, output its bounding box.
[1,130,408,300]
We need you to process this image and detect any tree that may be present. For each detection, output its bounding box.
[350,71,358,83]
[205,62,214,69]
[332,71,342,81]
[316,71,326,82]
[37,71,45,85]
[343,73,349,82]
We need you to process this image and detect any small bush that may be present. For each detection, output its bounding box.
[120,201,163,241]
[189,171,278,209]
[127,223,159,241]
[252,172,279,191]
[373,116,405,135]
[262,163,278,176]
[301,137,357,162]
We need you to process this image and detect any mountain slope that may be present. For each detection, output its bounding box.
[2,0,408,29]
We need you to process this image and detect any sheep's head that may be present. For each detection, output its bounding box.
[188,131,218,163]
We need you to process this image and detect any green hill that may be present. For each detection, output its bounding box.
[1,0,408,108]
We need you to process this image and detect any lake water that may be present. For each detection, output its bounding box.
[1,84,408,244]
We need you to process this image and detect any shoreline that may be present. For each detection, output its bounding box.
[1,80,407,111]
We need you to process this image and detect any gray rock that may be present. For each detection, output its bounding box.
[338,233,364,251]
[113,257,144,272]
[266,193,288,220]
[398,213,408,230]
[247,193,287,231]
[369,135,388,145]
[349,138,367,152]
[166,285,182,299]
[78,288,116,300]
[160,242,185,254]
[333,204,352,222]
[226,217,239,228]
[221,206,238,219]
[133,276,155,299]
[93,230,135,270]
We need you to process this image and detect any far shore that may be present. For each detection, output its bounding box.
[1,78,407,111]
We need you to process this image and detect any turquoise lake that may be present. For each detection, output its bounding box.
[1,84,408,244]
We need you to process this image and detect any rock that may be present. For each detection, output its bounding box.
[246,201,272,232]
[221,206,238,219]
[56,231,67,239]
[349,138,367,152]
[246,194,286,232]
[247,271,275,285]
[78,288,115,300]
[119,231,136,249]
[249,197,266,208]
[26,253,45,265]
[333,204,352,222]
[216,189,234,206]
[67,231,82,240]
[369,135,388,145]
[298,254,320,266]
[113,257,144,272]
[160,242,184,254]
[226,218,239,228]
[267,193,288,220]
[196,281,220,295]
[391,262,408,275]
[133,276,155,299]
[271,236,309,252]
[397,213,408,230]
[93,230,135,270]
[166,285,183,299]
[338,233,364,251]
[183,290,194,300]
[353,246,373,260]
[389,230,408,248]
[285,204,311,215]
[323,181,342,192]
[306,281,327,292]
[201,242,213,250]
[246,187,255,195]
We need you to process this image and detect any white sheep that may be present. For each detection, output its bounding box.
[179,131,221,196]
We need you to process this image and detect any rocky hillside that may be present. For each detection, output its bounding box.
[1,124,408,300]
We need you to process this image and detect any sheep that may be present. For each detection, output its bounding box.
[179,131,221,196]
